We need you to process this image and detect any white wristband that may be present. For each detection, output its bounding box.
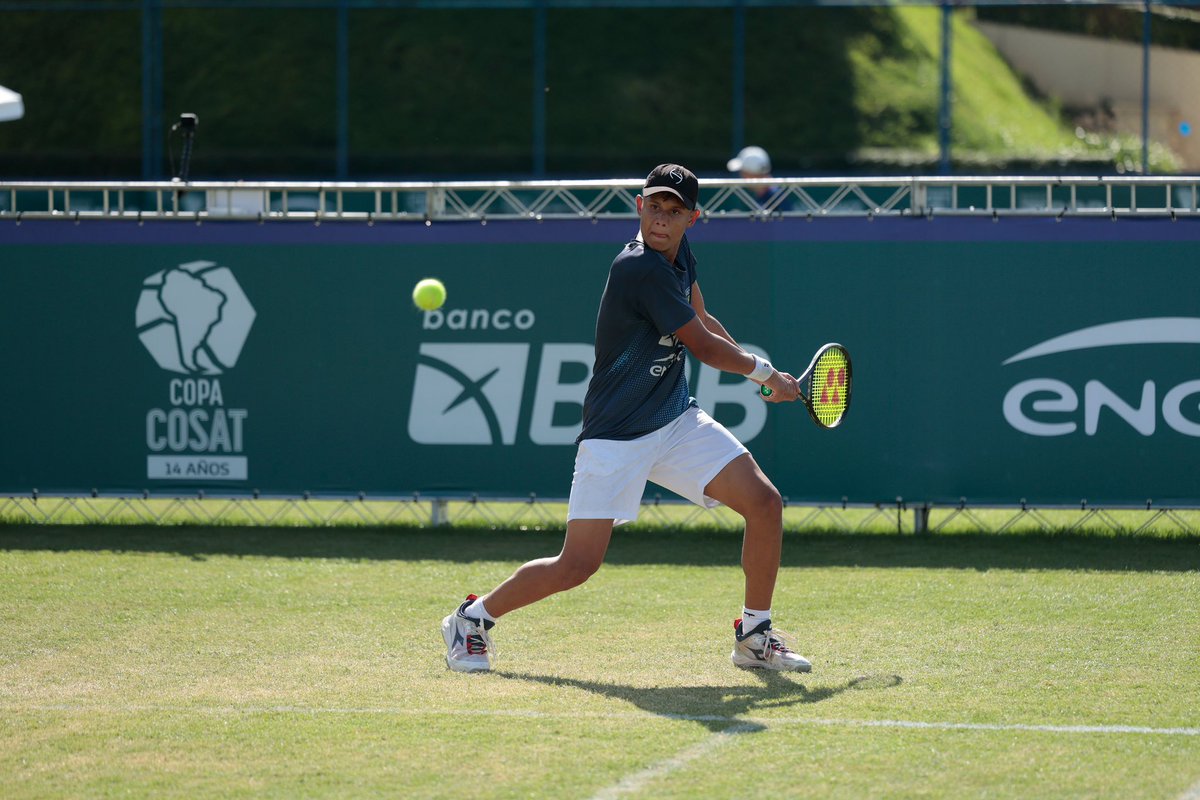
[747,355,773,383]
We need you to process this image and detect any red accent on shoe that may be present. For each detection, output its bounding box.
[466,594,479,601]
[733,618,743,630]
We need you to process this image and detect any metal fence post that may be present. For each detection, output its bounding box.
[141,0,164,180]
[938,0,953,176]
[532,0,547,177]
[432,498,449,527]
[1141,0,1151,174]
[731,0,746,157]
[336,0,350,180]
[914,504,931,534]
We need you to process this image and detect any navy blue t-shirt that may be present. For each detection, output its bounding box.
[576,235,699,443]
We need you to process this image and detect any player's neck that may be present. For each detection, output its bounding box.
[635,231,681,266]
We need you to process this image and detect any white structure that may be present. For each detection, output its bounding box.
[978,21,1200,169]
[0,85,23,122]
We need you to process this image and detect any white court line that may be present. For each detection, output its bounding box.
[589,723,758,800]
[5,703,1199,737]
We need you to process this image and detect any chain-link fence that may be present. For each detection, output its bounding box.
[4,492,1197,535]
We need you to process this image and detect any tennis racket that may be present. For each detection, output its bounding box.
[759,343,852,429]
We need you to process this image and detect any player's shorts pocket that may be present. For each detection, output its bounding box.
[573,439,630,478]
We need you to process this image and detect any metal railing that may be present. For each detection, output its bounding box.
[2,176,1199,223]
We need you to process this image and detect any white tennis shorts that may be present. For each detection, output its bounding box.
[567,406,749,525]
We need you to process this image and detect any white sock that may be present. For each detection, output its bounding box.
[741,607,771,635]
[464,597,496,624]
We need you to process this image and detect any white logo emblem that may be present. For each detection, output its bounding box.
[136,260,256,375]
[409,343,530,445]
[650,333,684,376]
[669,168,684,184]
[1002,317,1200,437]
[1003,317,1200,364]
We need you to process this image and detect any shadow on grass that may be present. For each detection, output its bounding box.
[492,670,903,733]
[0,525,1198,572]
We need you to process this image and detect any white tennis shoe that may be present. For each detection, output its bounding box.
[730,618,812,672]
[442,594,495,673]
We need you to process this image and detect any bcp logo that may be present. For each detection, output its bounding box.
[136,260,256,375]
[408,336,772,447]
[1002,317,1200,437]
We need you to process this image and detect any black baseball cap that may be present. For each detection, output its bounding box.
[643,163,699,210]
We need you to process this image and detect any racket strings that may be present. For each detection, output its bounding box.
[809,350,850,427]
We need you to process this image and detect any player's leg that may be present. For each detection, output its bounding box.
[443,435,649,672]
[641,408,780,610]
[704,455,811,672]
[702,453,783,611]
[645,408,809,672]
[441,520,613,674]
[498,431,658,616]
[480,518,614,617]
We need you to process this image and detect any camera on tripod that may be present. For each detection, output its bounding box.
[170,112,199,183]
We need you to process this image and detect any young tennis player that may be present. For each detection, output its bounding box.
[442,163,811,673]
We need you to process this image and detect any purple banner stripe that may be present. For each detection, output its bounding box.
[2,215,1200,245]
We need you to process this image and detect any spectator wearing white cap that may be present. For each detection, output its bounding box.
[727,145,790,211]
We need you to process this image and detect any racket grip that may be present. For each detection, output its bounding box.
[759,385,772,397]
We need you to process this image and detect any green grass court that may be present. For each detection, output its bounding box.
[1,523,1198,798]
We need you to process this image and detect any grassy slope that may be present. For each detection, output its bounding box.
[842,7,1177,172]
[878,7,1074,155]
[0,6,1178,178]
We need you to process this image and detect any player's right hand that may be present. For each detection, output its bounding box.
[759,371,800,402]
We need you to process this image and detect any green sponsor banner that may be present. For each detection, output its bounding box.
[1,219,1197,505]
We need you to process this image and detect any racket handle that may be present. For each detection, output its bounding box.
[759,385,772,397]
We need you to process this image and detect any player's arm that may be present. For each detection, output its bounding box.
[690,281,738,346]
[674,315,799,402]
[682,280,799,400]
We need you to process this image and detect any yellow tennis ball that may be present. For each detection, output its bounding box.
[412,278,446,311]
